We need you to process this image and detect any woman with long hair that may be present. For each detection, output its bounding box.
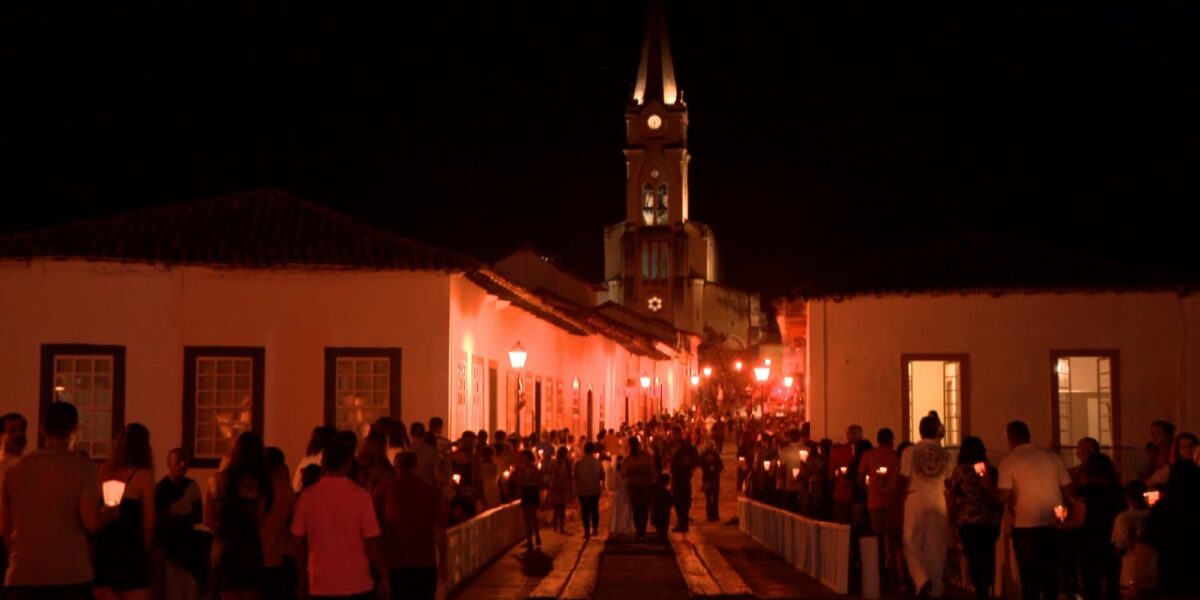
[1074,453,1126,600]
[547,446,574,533]
[947,436,1002,598]
[515,450,543,550]
[205,431,275,600]
[291,426,334,492]
[94,423,157,600]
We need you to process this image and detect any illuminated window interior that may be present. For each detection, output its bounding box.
[1056,355,1114,463]
[906,359,962,446]
[53,355,115,459]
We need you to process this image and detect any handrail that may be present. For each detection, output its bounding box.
[738,497,851,594]
[444,501,524,594]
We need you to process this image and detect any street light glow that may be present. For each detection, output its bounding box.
[702,366,712,377]
[640,374,651,388]
[753,365,770,382]
[783,375,794,388]
[734,360,743,371]
[508,341,528,369]
[690,374,700,386]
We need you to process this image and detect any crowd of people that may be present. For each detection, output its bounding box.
[736,412,1200,599]
[0,403,727,600]
[3,399,1197,600]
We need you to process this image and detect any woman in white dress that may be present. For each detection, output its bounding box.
[608,455,635,536]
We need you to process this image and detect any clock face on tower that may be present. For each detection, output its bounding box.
[646,115,662,130]
[647,296,664,312]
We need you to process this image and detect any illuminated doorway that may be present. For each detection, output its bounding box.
[1052,351,1119,467]
[902,355,968,446]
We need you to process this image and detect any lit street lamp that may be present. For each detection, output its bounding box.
[640,374,651,421]
[702,366,713,378]
[753,364,770,417]
[509,341,528,436]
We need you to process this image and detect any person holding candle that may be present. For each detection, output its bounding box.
[948,436,1002,598]
[1142,431,1200,597]
[446,432,482,526]
[899,416,951,598]
[997,420,1073,600]
[829,425,863,525]
[93,423,156,600]
[859,428,902,588]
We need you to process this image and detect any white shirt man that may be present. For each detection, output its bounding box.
[997,420,1071,600]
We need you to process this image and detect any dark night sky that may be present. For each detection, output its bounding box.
[3,1,1198,299]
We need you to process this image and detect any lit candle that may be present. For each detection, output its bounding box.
[763,460,771,470]
[865,475,871,485]
[452,473,462,485]
[876,466,888,475]
[839,466,848,476]
[102,480,126,507]
[1053,505,1068,523]
[791,467,801,479]
[1144,490,1161,507]
[799,449,809,462]
[502,469,511,480]
[973,462,986,477]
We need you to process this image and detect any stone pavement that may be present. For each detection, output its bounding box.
[452,446,857,599]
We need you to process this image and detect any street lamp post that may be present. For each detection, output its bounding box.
[508,341,528,437]
[753,364,770,418]
[640,374,651,422]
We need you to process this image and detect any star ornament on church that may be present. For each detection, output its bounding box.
[647,296,664,312]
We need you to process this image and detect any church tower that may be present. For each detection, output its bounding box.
[605,0,737,341]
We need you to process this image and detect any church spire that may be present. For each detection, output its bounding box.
[632,0,678,106]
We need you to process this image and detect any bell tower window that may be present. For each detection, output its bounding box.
[640,242,670,283]
[642,182,669,226]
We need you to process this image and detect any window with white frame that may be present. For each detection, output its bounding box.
[184,347,263,467]
[324,348,401,439]
[42,345,125,459]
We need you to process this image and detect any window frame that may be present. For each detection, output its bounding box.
[183,346,265,469]
[39,344,126,455]
[1049,349,1121,454]
[324,347,402,434]
[900,353,970,445]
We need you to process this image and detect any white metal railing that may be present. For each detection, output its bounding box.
[444,501,524,594]
[737,497,852,594]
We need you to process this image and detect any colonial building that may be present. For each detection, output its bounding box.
[603,0,762,351]
[0,190,692,475]
[775,234,1200,475]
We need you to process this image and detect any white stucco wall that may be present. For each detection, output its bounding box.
[806,292,1200,455]
[447,274,678,440]
[0,259,451,477]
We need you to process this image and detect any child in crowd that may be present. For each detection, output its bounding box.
[1112,480,1156,598]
